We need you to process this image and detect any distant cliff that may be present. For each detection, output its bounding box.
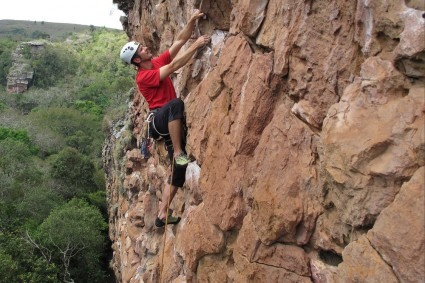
[6,42,43,93]
[104,1,424,282]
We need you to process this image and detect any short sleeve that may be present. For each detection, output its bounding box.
[137,69,160,87]
[154,50,171,67]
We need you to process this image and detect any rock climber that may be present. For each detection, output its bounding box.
[120,9,210,227]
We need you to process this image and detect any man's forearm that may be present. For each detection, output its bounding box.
[160,34,209,80]
[176,18,197,42]
[170,42,199,71]
[169,10,204,60]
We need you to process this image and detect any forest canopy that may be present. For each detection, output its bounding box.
[0,26,135,282]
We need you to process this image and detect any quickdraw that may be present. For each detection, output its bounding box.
[141,113,155,159]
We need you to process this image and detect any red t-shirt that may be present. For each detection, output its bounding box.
[136,50,177,110]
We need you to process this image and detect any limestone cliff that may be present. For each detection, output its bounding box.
[104,0,424,282]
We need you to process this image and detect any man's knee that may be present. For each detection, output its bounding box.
[171,98,184,111]
[168,99,185,121]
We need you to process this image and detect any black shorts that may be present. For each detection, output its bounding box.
[149,98,187,187]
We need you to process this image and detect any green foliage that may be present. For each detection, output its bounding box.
[0,127,30,141]
[0,20,105,42]
[29,107,99,137]
[28,107,103,156]
[0,127,38,154]
[0,27,133,281]
[50,147,97,198]
[65,130,93,154]
[0,39,18,86]
[0,139,42,201]
[85,190,107,218]
[16,257,60,283]
[0,248,17,282]
[17,187,64,226]
[31,30,50,39]
[77,78,109,107]
[31,44,78,88]
[75,30,135,107]
[93,168,106,191]
[0,201,21,231]
[3,85,73,113]
[0,232,60,283]
[1,27,27,40]
[74,99,103,116]
[112,127,133,163]
[20,43,32,59]
[0,139,32,176]
[35,198,107,282]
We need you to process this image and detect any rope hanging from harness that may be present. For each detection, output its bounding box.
[159,158,175,283]
[145,109,175,281]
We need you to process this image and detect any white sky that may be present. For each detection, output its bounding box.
[0,0,126,29]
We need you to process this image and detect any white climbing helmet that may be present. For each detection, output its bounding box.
[120,41,140,64]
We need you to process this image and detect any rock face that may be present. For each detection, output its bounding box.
[6,42,43,93]
[104,1,425,282]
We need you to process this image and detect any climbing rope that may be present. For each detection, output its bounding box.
[158,7,210,280]
[159,158,175,283]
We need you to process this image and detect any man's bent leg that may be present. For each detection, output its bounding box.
[168,119,184,157]
[158,183,178,220]
[152,99,189,165]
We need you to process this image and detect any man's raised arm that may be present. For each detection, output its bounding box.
[169,9,205,60]
[159,35,210,81]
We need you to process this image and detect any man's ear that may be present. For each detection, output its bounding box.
[132,57,141,64]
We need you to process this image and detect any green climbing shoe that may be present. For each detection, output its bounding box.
[175,153,190,166]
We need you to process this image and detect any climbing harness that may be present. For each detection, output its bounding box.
[141,109,172,159]
[149,108,172,137]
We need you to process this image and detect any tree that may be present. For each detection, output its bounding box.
[0,232,59,282]
[50,147,96,198]
[74,100,103,116]
[0,127,38,154]
[28,107,103,157]
[31,198,107,282]
[85,190,107,218]
[31,44,78,88]
[0,39,18,86]
[0,139,42,201]
[31,30,50,39]
[16,187,63,225]
[0,248,17,283]
[65,130,93,155]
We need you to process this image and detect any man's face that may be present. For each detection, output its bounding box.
[136,44,153,61]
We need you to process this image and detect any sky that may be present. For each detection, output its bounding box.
[0,0,126,29]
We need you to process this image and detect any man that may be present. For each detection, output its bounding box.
[120,10,210,227]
